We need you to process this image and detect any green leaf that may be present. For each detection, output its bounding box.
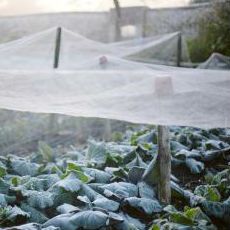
[4,223,41,230]
[56,203,80,214]
[100,182,138,198]
[83,168,111,183]
[164,205,178,214]
[184,207,211,223]
[23,177,48,191]
[43,210,110,230]
[10,158,40,176]
[185,158,204,174]
[151,225,160,230]
[22,190,54,209]
[194,185,221,202]
[201,200,230,224]
[0,206,30,226]
[11,176,21,187]
[67,162,83,172]
[38,141,55,162]
[54,172,82,193]
[37,174,60,189]
[21,203,48,224]
[170,212,194,226]
[130,129,149,146]
[0,178,10,194]
[92,197,120,212]
[0,194,7,207]
[138,181,156,199]
[123,197,162,215]
[126,153,147,169]
[105,153,123,167]
[86,141,107,163]
[0,165,6,178]
[62,169,91,183]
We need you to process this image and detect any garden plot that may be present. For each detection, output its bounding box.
[0,126,229,230]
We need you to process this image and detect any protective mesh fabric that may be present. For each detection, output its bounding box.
[70,55,152,70]
[0,28,56,70]
[0,67,229,129]
[109,35,164,47]
[60,29,190,68]
[198,53,230,70]
[118,33,191,66]
[0,28,228,129]
[0,27,190,70]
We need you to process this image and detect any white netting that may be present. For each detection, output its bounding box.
[60,28,190,68]
[0,28,56,70]
[198,53,230,70]
[0,67,229,129]
[0,28,229,129]
[119,33,191,66]
[0,27,190,70]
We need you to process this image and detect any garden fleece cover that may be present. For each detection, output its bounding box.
[0,28,229,129]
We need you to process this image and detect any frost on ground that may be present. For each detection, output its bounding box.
[0,126,229,230]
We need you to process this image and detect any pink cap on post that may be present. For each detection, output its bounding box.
[99,56,108,65]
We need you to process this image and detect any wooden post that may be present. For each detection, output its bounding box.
[177,32,182,67]
[49,27,62,135]
[157,125,171,204]
[113,0,121,41]
[54,27,62,68]
[141,77,172,204]
[155,76,172,204]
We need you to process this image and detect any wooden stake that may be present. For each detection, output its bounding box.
[113,0,121,41]
[155,76,172,204]
[54,27,62,69]
[49,27,62,135]
[142,66,173,204]
[157,125,171,204]
[177,32,182,67]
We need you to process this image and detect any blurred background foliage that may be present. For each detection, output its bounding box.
[188,0,230,62]
[0,110,130,156]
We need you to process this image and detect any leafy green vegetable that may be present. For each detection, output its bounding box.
[10,158,40,176]
[185,158,204,174]
[0,162,6,178]
[0,206,29,227]
[22,190,54,209]
[123,197,162,215]
[153,205,217,229]
[0,126,228,229]
[38,141,55,162]
[43,210,115,230]
[194,185,221,202]
[53,172,82,193]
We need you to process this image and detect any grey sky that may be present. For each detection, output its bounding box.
[0,0,190,16]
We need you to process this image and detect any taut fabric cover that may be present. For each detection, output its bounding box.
[0,27,190,70]
[0,28,229,129]
[0,66,229,129]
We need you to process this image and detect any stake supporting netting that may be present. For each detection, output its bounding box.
[0,27,229,129]
[0,27,190,70]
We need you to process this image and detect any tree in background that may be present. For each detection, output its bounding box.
[113,0,121,41]
[188,0,230,62]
